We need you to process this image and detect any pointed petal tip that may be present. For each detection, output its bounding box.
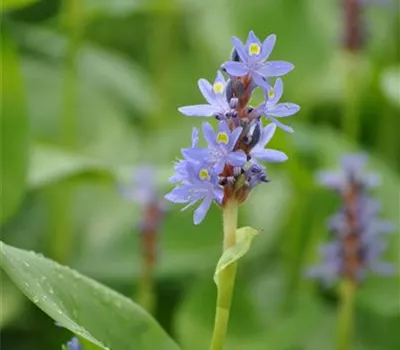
[164,193,173,201]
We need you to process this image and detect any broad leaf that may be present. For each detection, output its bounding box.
[18,25,157,116]
[0,29,29,223]
[0,242,180,350]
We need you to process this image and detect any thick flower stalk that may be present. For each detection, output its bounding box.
[165,31,299,350]
[122,166,165,314]
[308,154,394,350]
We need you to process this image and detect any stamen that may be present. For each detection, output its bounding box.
[248,43,261,56]
[199,168,210,180]
[213,82,224,94]
[268,87,275,100]
[229,97,239,109]
[233,167,242,177]
[227,176,236,184]
[216,132,229,144]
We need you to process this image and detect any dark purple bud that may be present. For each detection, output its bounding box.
[230,48,241,62]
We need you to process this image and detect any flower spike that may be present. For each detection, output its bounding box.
[166,31,299,222]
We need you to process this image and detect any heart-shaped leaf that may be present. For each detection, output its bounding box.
[0,242,180,350]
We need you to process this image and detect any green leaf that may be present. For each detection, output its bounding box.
[18,25,157,116]
[1,0,38,12]
[28,144,113,190]
[0,29,29,223]
[28,142,173,190]
[28,144,123,189]
[214,226,258,285]
[0,242,180,350]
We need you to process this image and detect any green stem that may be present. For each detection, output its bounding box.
[137,261,156,314]
[137,230,156,314]
[209,200,238,350]
[342,51,361,141]
[337,278,356,350]
[46,183,73,264]
[61,0,83,147]
[48,0,83,263]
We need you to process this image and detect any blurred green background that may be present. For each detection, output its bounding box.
[1,0,399,349]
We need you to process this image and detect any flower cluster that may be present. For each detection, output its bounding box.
[165,31,299,224]
[308,154,395,285]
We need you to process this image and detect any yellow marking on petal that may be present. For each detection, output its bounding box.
[213,82,224,94]
[216,132,229,144]
[199,168,210,180]
[268,87,275,100]
[248,43,261,56]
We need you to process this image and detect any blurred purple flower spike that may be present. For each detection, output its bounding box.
[308,154,395,285]
[123,165,159,207]
[121,165,166,233]
[316,153,381,192]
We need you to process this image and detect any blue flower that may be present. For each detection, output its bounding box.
[183,121,247,173]
[66,337,82,350]
[317,154,380,191]
[178,71,230,119]
[306,243,343,286]
[255,78,300,133]
[165,161,224,224]
[249,123,288,164]
[222,31,294,89]
[170,128,199,183]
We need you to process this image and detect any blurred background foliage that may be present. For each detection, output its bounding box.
[1,0,399,349]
